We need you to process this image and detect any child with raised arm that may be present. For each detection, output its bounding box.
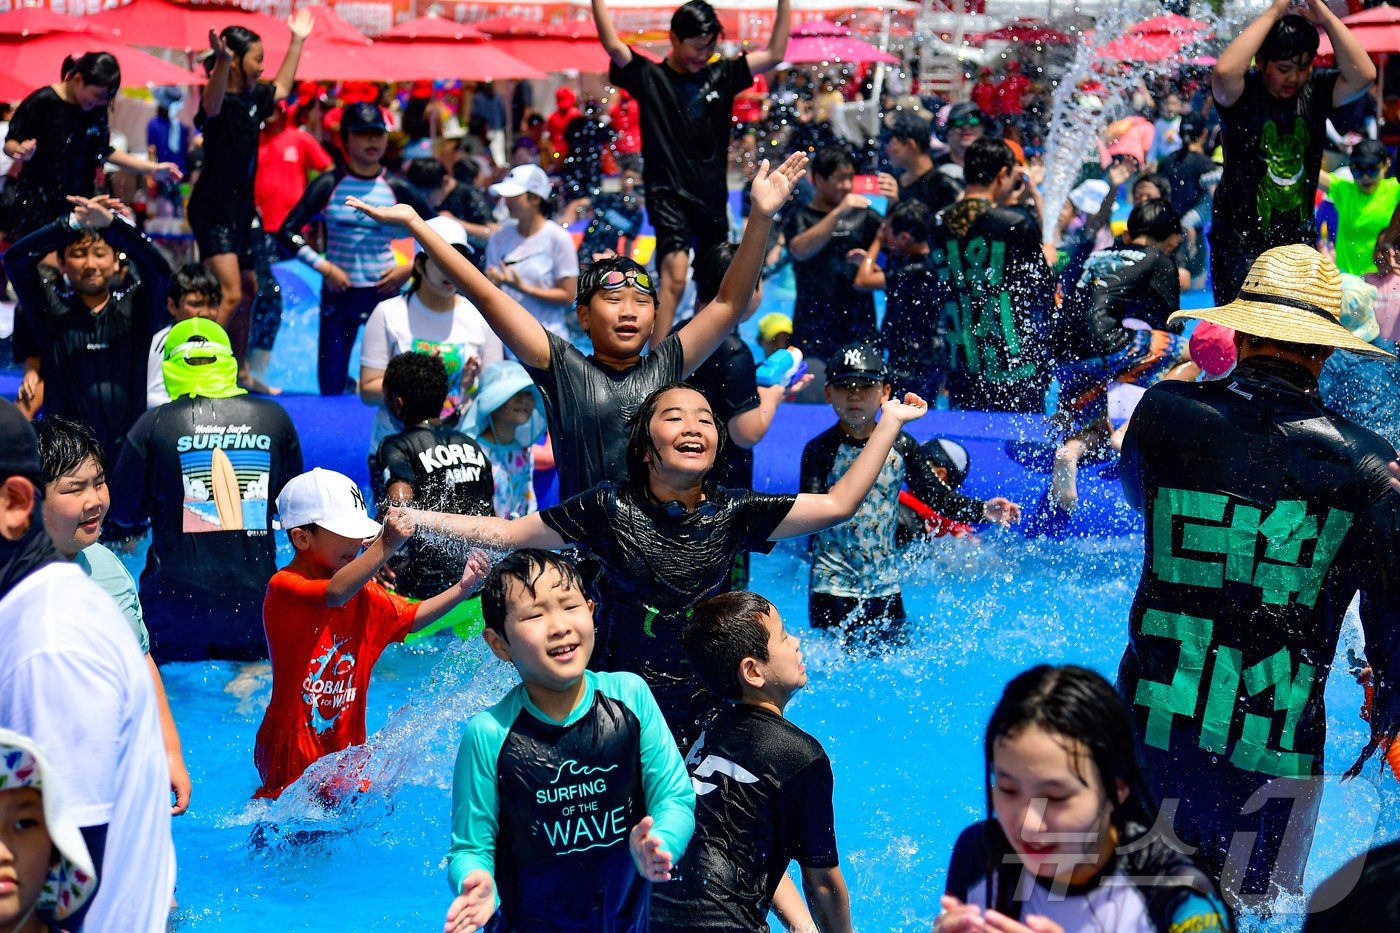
[347,152,807,502]
[413,381,931,750]
[253,468,486,800]
[445,550,695,933]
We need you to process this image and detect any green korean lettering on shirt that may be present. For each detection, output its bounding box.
[1254,505,1352,607]
[1152,488,1230,588]
[1133,609,1213,749]
[1231,647,1315,777]
[943,238,1029,381]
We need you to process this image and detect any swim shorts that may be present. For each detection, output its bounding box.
[646,187,730,264]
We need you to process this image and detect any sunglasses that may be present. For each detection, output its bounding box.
[1353,163,1384,175]
[949,115,983,129]
[600,269,656,296]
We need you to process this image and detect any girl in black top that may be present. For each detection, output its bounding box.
[187,14,312,329]
[4,52,182,237]
[418,381,929,748]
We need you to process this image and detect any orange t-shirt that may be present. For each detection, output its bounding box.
[253,568,418,799]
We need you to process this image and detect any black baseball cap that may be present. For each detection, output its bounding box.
[1179,111,1207,140]
[342,101,387,134]
[0,399,42,484]
[920,438,970,489]
[826,343,887,385]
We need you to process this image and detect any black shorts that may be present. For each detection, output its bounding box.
[646,187,730,263]
[192,219,253,262]
[808,591,908,648]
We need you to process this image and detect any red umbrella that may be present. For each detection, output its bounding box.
[0,33,203,100]
[92,0,285,54]
[783,35,898,64]
[489,38,614,74]
[377,16,488,41]
[472,15,573,38]
[371,39,546,80]
[793,19,850,37]
[1099,31,1193,62]
[0,7,118,38]
[1319,6,1400,56]
[976,18,1073,45]
[1127,14,1212,37]
[295,4,370,47]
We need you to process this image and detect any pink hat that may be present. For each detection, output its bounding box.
[1189,321,1237,377]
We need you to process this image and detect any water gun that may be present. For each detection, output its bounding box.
[756,347,807,389]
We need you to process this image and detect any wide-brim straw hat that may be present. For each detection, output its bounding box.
[1168,245,1394,360]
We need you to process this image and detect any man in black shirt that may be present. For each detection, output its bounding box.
[1210,0,1374,303]
[109,318,303,661]
[377,352,493,599]
[885,111,960,217]
[595,0,792,341]
[7,195,171,464]
[931,138,1053,413]
[785,145,883,391]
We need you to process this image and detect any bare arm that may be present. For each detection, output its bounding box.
[106,150,181,180]
[358,366,385,405]
[788,194,867,261]
[593,0,633,68]
[679,153,807,373]
[201,30,232,119]
[1212,0,1290,108]
[850,230,886,291]
[410,550,489,632]
[771,394,928,539]
[346,198,553,368]
[145,655,190,816]
[1318,169,1333,194]
[412,509,566,551]
[506,272,576,305]
[1305,0,1378,105]
[324,509,412,608]
[271,10,314,102]
[800,865,853,933]
[771,872,818,932]
[727,383,788,447]
[746,0,792,74]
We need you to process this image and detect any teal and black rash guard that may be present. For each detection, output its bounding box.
[448,670,695,932]
[945,820,1231,932]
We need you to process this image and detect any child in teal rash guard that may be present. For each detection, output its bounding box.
[445,550,695,933]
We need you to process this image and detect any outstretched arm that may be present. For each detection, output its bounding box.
[746,0,792,73]
[1212,0,1289,108]
[770,394,929,538]
[800,865,853,933]
[678,153,807,374]
[850,230,886,291]
[411,510,566,551]
[347,197,553,368]
[272,10,314,102]
[593,0,633,68]
[201,29,232,119]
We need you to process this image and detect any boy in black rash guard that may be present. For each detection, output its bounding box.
[850,199,946,400]
[348,152,808,502]
[652,591,853,933]
[445,550,695,933]
[6,195,172,464]
[802,344,1019,643]
[108,318,303,661]
[377,352,493,600]
[415,381,932,750]
[594,0,792,341]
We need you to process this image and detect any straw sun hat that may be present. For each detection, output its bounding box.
[1168,245,1394,360]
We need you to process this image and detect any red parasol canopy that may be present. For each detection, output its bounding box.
[783,34,898,64]
[377,15,488,41]
[488,38,614,73]
[793,19,850,36]
[0,32,203,100]
[974,18,1073,45]
[1127,14,1212,37]
[0,7,118,38]
[1319,5,1400,57]
[1099,31,1194,62]
[92,0,284,54]
[472,15,578,38]
[371,39,547,80]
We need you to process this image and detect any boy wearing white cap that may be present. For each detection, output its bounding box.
[253,467,486,800]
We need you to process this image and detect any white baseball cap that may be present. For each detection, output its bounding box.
[489,163,552,200]
[416,215,472,256]
[276,467,383,540]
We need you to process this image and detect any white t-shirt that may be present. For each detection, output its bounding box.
[360,291,504,453]
[0,562,175,932]
[484,220,579,338]
[147,323,172,409]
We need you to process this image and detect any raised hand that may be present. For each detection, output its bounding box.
[878,171,900,201]
[881,391,928,424]
[67,195,115,229]
[983,497,1021,525]
[288,8,315,40]
[379,506,415,552]
[933,894,984,933]
[982,909,1066,933]
[346,195,420,229]
[443,869,495,933]
[459,549,491,592]
[628,816,676,881]
[209,28,232,63]
[839,192,872,215]
[749,152,809,218]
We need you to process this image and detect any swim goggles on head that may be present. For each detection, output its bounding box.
[1352,162,1384,176]
[599,269,656,296]
[949,114,983,129]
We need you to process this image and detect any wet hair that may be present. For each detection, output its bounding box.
[1351,138,1390,167]
[1305,839,1400,931]
[888,111,933,153]
[964,137,1016,187]
[693,241,738,306]
[616,153,643,175]
[1258,14,1319,66]
[404,156,448,193]
[887,199,932,243]
[167,263,222,309]
[682,591,775,700]
[624,381,728,495]
[61,52,121,95]
[204,25,262,75]
[1179,111,1208,141]
[1127,198,1182,242]
[1132,173,1172,201]
[575,254,650,308]
[382,351,449,427]
[811,144,854,179]
[480,549,585,639]
[981,665,1159,915]
[33,415,105,482]
[670,0,722,42]
[59,229,110,259]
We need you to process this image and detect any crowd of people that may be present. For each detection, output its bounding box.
[3,0,1400,930]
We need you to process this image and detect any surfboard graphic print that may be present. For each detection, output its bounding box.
[177,427,273,533]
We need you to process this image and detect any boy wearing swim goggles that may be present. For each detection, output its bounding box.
[347,152,808,500]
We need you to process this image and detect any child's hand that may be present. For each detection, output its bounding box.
[880,392,928,425]
[982,909,1065,933]
[933,894,985,933]
[982,498,1021,525]
[209,28,232,63]
[628,816,675,881]
[443,869,495,933]
[288,8,315,40]
[459,549,491,593]
[749,152,809,219]
[346,196,421,229]
[379,506,415,553]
